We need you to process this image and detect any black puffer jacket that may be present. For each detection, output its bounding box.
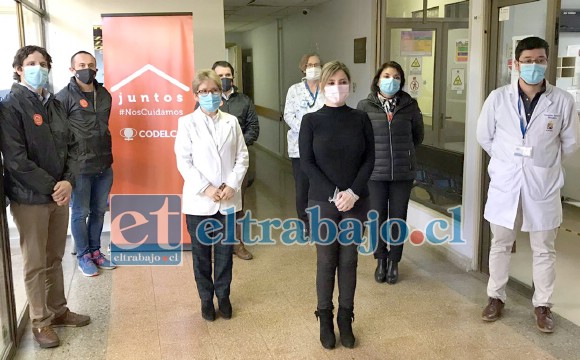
[219,87,260,146]
[0,84,77,204]
[56,77,113,174]
[357,91,424,181]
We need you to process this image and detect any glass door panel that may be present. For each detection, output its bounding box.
[388,27,438,146]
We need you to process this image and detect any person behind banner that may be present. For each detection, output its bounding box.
[212,60,259,260]
[174,69,249,321]
[0,45,90,348]
[299,61,374,349]
[477,36,580,333]
[284,53,325,241]
[56,51,115,277]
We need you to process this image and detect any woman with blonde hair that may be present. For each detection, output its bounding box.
[284,53,325,240]
[174,69,248,321]
[300,61,374,349]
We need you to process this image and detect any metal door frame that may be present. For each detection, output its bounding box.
[437,21,469,148]
[384,21,443,145]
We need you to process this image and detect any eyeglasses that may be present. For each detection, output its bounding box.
[518,58,548,65]
[196,89,221,96]
[306,63,321,69]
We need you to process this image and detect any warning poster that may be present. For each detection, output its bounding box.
[409,75,421,98]
[455,40,469,63]
[451,68,465,91]
[400,31,433,56]
[409,57,422,75]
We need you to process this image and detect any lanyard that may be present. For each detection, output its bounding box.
[517,97,529,139]
[304,81,319,108]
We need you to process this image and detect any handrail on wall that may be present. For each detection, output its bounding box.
[255,105,282,122]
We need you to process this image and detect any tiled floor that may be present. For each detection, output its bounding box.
[13,146,580,359]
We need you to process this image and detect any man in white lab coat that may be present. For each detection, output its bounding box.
[477,36,580,333]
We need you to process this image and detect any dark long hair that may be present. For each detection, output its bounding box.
[370,61,405,94]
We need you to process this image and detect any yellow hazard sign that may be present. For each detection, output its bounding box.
[451,68,465,91]
[410,57,422,75]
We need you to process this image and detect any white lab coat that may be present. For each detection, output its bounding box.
[174,108,249,216]
[477,80,580,231]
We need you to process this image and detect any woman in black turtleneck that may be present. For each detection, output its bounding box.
[299,61,374,350]
[357,61,424,285]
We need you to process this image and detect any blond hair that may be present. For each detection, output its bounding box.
[319,61,351,89]
[191,69,222,93]
[298,52,322,73]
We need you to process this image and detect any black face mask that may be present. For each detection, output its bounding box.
[221,77,233,92]
[75,68,96,84]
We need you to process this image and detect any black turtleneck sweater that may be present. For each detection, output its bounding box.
[299,105,375,201]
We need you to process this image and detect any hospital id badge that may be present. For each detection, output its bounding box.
[514,145,533,157]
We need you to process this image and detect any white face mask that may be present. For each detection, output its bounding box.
[305,67,321,81]
[324,84,350,106]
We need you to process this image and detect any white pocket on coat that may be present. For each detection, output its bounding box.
[526,164,564,201]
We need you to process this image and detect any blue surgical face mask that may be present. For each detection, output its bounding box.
[379,77,401,97]
[198,93,221,112]
[24,65,49,90]
[519,63,546,85]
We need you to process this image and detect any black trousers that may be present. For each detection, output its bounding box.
[291,158,310,234]
[186,213,234,302]
[368,179,414,262]
[310,197,369,310]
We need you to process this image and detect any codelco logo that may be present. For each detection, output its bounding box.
[120,128,178,141]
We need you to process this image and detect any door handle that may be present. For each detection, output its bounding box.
[440,114,452,129]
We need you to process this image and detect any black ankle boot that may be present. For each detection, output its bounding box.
[374,259,387,283]
[201,300,216,321]
[386,260,399,284]
[337,307,355,348]
[314,308,335,349]
[218,297,232,319]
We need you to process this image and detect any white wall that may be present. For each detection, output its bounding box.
[241,21,280,110]
[227,0,376,156]
[0,6,19,91]
[283,0,376,108]
[45,0,225,91]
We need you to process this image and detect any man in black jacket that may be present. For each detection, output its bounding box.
[212,61,260,260]
[56,51,114,277]
[0,45,90,348]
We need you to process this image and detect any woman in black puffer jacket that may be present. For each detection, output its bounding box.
[356,61,424,285]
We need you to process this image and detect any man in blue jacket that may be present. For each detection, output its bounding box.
[56,51,115,277]
[0,45,90,348]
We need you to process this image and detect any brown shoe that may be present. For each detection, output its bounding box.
[534,306,554,333]
[234,244,253,260]
[482,297,504,322]
[32,326,60,348]
[51,309,90,327]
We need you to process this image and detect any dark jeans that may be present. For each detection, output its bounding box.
[186,213,234,302]
[368,179,414,262]
[309,197,369,310]
[71,167,113,258]
[291,158,310,234]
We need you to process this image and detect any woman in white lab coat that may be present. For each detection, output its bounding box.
[476,36,580,333]
[174,69,249,322]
